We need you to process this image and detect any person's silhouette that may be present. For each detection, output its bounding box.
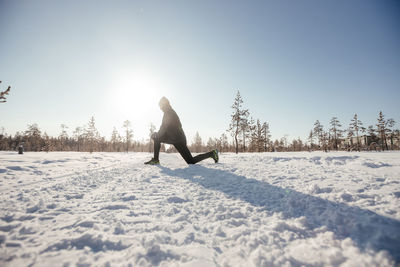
[145,97,219,165]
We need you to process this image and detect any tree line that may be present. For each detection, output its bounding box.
[0,117,228,153]
[309,111,398,151]
[226,90,399,153]
[1,91,399,153]
[0,117,158,153]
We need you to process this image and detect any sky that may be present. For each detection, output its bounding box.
[0,0,399,144]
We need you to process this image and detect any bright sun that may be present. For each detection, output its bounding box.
[109,69,164,117]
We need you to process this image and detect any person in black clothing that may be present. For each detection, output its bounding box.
[145,97,219,165]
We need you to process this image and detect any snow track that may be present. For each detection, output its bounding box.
[0,152,399,266]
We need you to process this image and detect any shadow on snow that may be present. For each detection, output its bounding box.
[158,165,400,262]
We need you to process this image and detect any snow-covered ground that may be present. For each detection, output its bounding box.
[0,151,399,266]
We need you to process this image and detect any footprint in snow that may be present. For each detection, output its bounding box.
[167,197,188,204]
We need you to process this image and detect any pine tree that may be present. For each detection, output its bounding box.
[228,91,249,154]
[148,123,156,153]
[313,120,323,149]
[42,132,51,152]
[73,127,83,152]
[207,138,216,151]
[123,120,133,153]
[59,124,69,151]
[387,118,396,149]
[240,109,250,152]
[192,132,203,153]
[220,133,229,153]
[24,124,42,151]
[251,119,266,152]
[329,117,342,150]
[349,114,363,151]
[376,111,395,150]
[110,127,121,152]
[308,130,314,150]
[85,116,99,153]
[263,122,271,152]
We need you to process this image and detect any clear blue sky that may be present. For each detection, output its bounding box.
[0,0,399,143]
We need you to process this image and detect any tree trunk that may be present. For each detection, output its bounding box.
[235,134,238,154]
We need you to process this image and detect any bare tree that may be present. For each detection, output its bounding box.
[228,91,249,154]
[0,81,11,103]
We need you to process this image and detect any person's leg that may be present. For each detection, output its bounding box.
[173,142,195,164]
[174,142,213,164]
[193,151,214,163]
[153,139,161,160]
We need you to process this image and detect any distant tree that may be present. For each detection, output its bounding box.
[123,120,133,153]
[24,123,42,151]
[85,116,99,153]
[0,128,9,150]
[376,111,395,150]
[308,130,314,150]
[346,128,354,149]
[281,136,288,151]
[192,131,203,153]
[367,125,377,140]
[42,132,51,152]
[387,119,396,149]
[0,81,11,103]
[313,120,323,149]
[321,131,329,152]
[148,123,156,153]
[247,117,256,152]
[329,117,342,150]
[59,124,69,151]
[240,109,250,152]
[251,119,267,152]
[263,122,271,152]
[73,127,83,151]
[349,114,363,151]
[206,137,216,151]
[393,129,400,149]
[220,133,229,153]
[228,91,249,154]
[110,127,121,152]
[291,138,303,151]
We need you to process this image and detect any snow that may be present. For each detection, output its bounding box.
[0,151,399,266]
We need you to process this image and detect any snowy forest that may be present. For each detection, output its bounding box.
[0,89,399,153]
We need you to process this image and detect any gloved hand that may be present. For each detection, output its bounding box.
[151,132,158,140]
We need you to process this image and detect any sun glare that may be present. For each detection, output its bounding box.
[109,69,165,118]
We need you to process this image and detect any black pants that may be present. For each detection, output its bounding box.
[153,140,213,164]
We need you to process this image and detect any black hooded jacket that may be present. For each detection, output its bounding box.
[156,107,186,144]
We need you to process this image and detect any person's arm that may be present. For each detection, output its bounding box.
[155,112,170,140]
